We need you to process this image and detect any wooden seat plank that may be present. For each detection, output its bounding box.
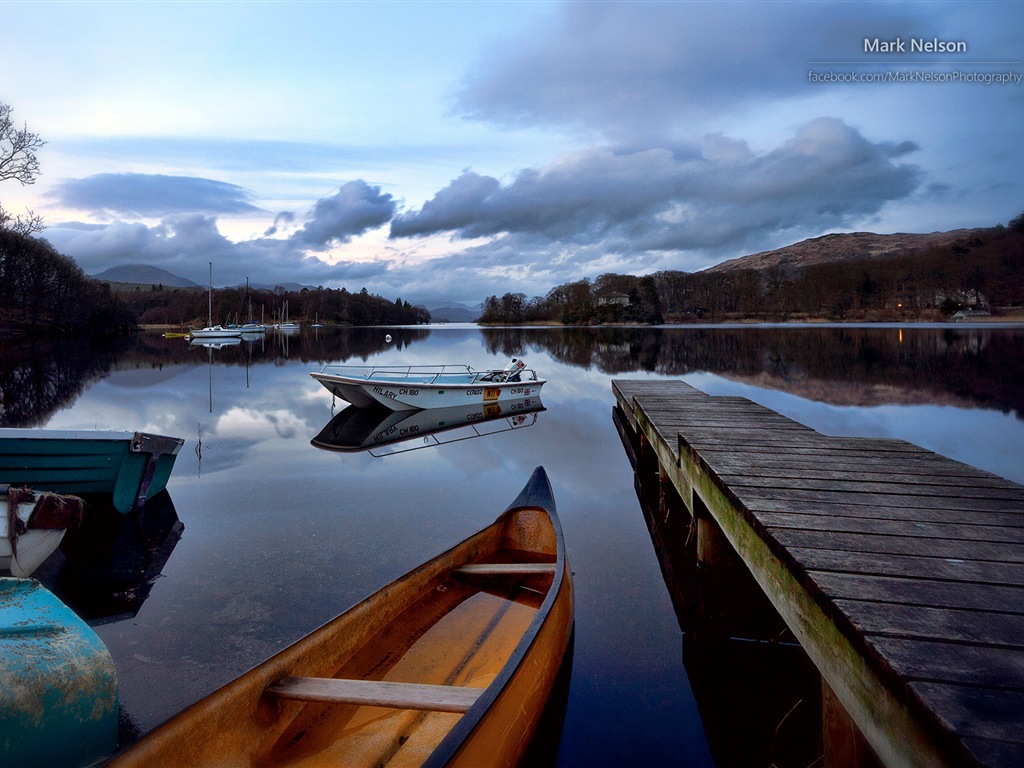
[455,563,556,575]
[265,676,483,713]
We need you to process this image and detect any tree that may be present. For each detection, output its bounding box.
[0,101,46,235]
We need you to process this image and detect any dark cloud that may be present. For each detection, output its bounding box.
[50,173,261,217]
[392,118,921,253]
[294,180,397,246]
[47,214,393,288]
[456,2,940,141]
[264,211,296,237]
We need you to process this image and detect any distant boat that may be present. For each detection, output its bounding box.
[0,487,83,577]
[189,262,242,340]
[102,466,572,768]
[273,298,300,331]
[0,577,118,768]
[190,324,242,340]
[238,277,267,334]
[310,358,546,411]
[0,429,184,515]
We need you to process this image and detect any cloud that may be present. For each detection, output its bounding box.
[49,173,262,217]
[44,180,399,291]
[293,180,397,246]
[392,118,921,253]
[455,2,932,141]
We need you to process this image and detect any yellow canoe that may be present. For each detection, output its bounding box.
[104,466,573,768]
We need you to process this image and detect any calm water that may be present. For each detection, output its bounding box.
[5,323,1024,766]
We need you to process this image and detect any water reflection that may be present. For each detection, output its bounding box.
[0,324,1021,766]
[36,490,182,625]
[311,399,545,456]
[2,324,1021,430]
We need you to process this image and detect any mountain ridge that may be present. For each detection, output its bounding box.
[92,263,201,288]
[703,229,990,275]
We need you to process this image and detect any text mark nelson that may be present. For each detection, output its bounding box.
[865,37,967,54]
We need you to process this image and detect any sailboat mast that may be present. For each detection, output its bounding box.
[208,262,213,326]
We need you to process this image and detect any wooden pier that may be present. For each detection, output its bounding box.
[612,379,1024,768]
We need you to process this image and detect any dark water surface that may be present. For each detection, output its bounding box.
[4,323,1023,766]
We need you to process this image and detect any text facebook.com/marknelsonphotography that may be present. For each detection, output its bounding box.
[808,69,1022,85]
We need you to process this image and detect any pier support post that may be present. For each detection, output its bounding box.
[822,678,881,768]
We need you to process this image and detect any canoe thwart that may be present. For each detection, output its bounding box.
[264,676,484,713]
[455,563,557,576]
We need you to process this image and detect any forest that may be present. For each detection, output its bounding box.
[479,216,1024,325]
[118,282,430,328]
[0,228,136,335]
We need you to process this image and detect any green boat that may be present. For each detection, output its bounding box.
[0,429,184,514]
[0,577,118,767]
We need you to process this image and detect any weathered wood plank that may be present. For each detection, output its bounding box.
[756,511,1024,542]
[265,676,483,713]
[749,500,1024,528]
[869,636,1024,690]
[834,599,1024,647]
[721,474,1024,501]
[736,486,1024,514]
[455,563,556,575]
[706,461,1022,488]
[808,571,1024,613]
[774,530,1024,563]
[961,737,1024,768]
[789,547,1024,586]
[703,451,1009,481]
[911,681,1024,742]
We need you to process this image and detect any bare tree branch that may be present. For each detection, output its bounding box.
[0,102,46,185]
[0,203,45,235]
[0,103,47,234]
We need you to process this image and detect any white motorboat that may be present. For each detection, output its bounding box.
[310,358,545,411]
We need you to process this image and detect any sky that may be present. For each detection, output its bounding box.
[1,0,1022,308]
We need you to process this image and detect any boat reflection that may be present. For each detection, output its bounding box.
[312,398,545,456]
[35,490,183,625]
[187,337,242,350]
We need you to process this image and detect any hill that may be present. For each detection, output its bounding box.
[428,304,480,322]
[92,264,200,288]
[704,229,989,276]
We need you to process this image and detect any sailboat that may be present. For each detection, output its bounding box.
[273,298,300,332]
[239,276,267,335]
[189,263,242,340]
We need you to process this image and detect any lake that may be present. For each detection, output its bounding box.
[5,323,1024,766]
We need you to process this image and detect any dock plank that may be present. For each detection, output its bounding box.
[834,599,1024,648]
[791,547,1024,586]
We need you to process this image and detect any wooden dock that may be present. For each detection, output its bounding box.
[612,379,1024,768]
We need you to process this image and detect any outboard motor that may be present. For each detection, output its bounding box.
[503,358,526,382]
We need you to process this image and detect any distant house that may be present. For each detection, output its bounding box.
[950,308,991,322]
[597,292,630,307]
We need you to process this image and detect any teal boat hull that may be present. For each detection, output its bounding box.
[0,429,184,514]
[0,577,118,767]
